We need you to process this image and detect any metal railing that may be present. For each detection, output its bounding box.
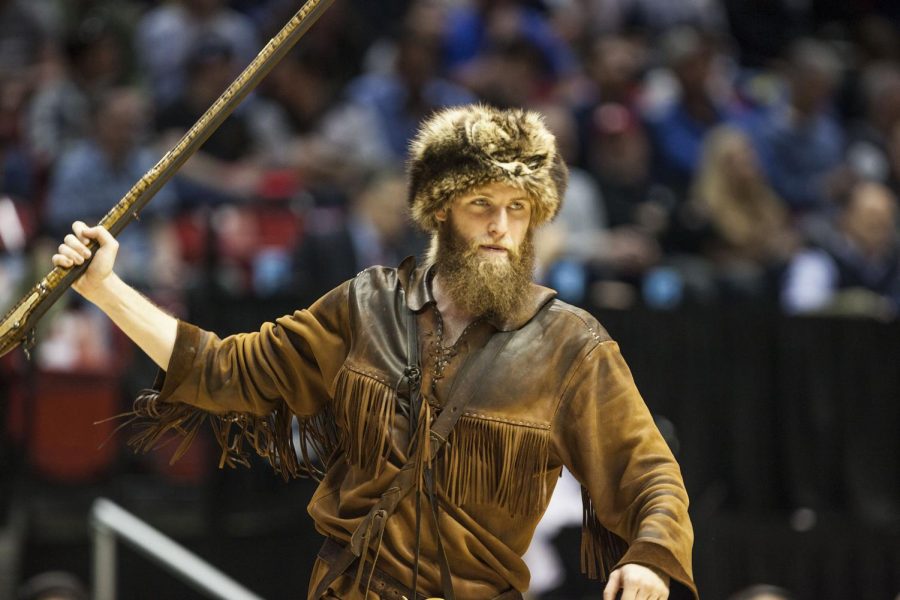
[90,498,264,600]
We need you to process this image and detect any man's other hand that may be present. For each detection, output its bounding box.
[603,563,670,600]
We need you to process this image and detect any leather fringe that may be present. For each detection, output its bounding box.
[438,415,550,516]
[331,368,396,475]
[123,388,338,481]
[580,485,629,581]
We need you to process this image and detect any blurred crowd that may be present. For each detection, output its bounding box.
[3,0,900,371]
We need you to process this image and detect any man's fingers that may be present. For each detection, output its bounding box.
[71,222,118,251]
[92,225,117,247]
[64,234,91,257]
[51,253,73,268]
[58,243,85,264]
[603,570,623,600]
[72,220,89,241]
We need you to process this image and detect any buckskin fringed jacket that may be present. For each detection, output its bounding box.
[129,258,698,599]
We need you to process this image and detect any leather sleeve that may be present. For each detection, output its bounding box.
[155,280,353,418]
[551,340,698,599]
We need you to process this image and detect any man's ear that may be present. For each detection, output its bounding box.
[435,207,448,222]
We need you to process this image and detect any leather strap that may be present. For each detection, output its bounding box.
[425,467,453,600]
[408,300,424,597]
[319,537,430,600]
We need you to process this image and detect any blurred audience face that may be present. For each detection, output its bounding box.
[404,1,447,41]
[68,19,123,87]
[589,103,650,184]
[704,127,762,186]
[356,175,408,242]
[0,76,28,143]
[663,27,714,98]
[187,39,237,106]
[842,181,898,258]
[396,32,439,90]
[787,39,841,116]
[589,36,643,102]
[94,88,148,160]
[862,63,900,133]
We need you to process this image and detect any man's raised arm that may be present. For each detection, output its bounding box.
[51,220,177,370]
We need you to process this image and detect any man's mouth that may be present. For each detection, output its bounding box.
[479,244,509,254]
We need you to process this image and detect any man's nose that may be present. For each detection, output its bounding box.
[488,208,509,237]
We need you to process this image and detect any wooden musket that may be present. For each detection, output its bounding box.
[0,0,335,359]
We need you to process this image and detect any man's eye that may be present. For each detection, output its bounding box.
[472,198,489,206]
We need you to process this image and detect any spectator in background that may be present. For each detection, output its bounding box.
[0,0,48,78]
[259,47,335,137]
[782,181,900,318]
[155,34,279,203]
[135,0,258,106]
[845,62,900,186]
[646,26,737,196]
[255,0,371,93]
[464,36,553,108]
[586,0,727,36]
[572,32,649,186]
[585,102,672,236]
[538,103,660,308]
[339,26,475,159]
[442,0,578,82]
[748,38,847,214]
[27,14,128,165]
[721,0,808,69]
[292,172,423,305]
[45,87,180,289]
[585,35,645,109]
[0,76,34,208]
[316,22,475,173]
[687,125,796,300]
[0,0,40,320]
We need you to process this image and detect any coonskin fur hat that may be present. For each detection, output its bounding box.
[408,105,568,231]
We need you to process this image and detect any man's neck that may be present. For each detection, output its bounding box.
[431,274,477,346]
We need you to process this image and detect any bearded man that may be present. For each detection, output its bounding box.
[53,105,697,600]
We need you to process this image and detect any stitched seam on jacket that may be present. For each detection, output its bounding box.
[340,363,392,386]
[460,411,550,430]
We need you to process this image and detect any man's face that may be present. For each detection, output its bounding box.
[433,182,535,320]
[436,181,532,262]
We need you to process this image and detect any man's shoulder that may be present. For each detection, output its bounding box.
[540,297,613,346]
[344,264,408,305]
[351,264,402,287]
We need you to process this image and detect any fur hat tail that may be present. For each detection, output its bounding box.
[408,105,568,231]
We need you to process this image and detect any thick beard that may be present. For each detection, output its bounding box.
[434,222,535,322]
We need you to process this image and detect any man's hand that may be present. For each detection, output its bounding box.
[603,563,670,600]
[52,220,177,370]
[51,220,120,302]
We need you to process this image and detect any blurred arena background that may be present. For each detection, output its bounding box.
[1,0,899,598]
